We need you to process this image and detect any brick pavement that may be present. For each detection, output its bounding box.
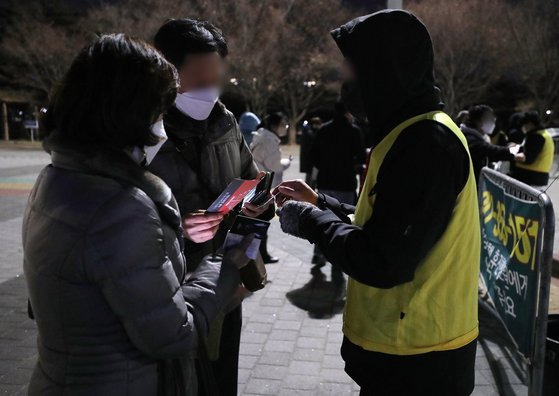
[0,147,543,395]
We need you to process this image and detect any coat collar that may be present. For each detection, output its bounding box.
[255,127,280,143]
[43,135,173,207]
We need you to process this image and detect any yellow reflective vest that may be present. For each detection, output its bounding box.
[516,129,555,174]
[343,111,480,355]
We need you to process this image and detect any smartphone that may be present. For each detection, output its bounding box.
[249,172,274,206]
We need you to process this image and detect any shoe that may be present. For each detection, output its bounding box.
[263,255,279,264]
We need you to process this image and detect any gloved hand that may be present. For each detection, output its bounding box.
[278,200,321,238]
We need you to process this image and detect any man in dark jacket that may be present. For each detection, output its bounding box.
[461,104,523,183]
[299,117,322,187]
[149,19,274,396]
[274,10,481,395]
[310,102,365,282]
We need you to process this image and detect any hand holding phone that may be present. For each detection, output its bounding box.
[249,172,274,206]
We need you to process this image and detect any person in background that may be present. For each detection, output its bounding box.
[250,112,292,263]
[511,110,555,188]
[491,126,510,147]
[274,10,481,395]
[455,109,469,129]
[507,112,526,144]
[251,112,292,189]
[310,101,365,285]
[150,19,274,396]
[300,116,322,188]
[461,104,524,183]
[24,34,251,396]
[239,111,260,146]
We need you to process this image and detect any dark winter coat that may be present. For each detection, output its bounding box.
[148,103,264,268]
[461,125,514,183]
[23,137,240,396]
[311,116,365,191]
[299,125,317,173]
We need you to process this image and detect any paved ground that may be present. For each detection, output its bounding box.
[1,146,556,395]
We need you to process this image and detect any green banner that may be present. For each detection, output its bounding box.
[479,174,542,357]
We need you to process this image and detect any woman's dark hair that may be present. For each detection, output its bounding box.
[42,33,178,149]
[261,112,285,130]
[467,104,493,128]
[154,19,228,69]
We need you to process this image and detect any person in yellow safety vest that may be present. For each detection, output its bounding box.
[273,10,481,396]
[511,110,555,188]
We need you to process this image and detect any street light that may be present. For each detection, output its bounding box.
[545,109,552,115]
[230,77,239,86]
[303,80,316,87]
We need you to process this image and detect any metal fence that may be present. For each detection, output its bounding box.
[479,167,555,396]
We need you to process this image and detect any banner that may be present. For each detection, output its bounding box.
[479,175,542,356]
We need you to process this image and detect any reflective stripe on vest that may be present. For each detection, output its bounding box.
[515,129,555,174]
[343,111,480,355]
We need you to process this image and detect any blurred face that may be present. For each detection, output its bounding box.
[274,121,288,136]
[521,122,535,134]
[177,52,225,93]
[478,110,496,135]
[311,121,322,130]
[481,111,495,124]
[342,58,356,81]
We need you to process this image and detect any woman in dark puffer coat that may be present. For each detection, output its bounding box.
[23,34,249,396]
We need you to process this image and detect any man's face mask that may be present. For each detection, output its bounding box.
[175,87,220,120]
[132,119,168,166]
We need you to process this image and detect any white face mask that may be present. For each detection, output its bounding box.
[481,120,496,135]
[175,87,220,120]
[131,119,168,166]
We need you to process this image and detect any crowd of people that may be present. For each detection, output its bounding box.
[20,8,555,396]
[456,105,555,189]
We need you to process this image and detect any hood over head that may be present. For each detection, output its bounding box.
[331,9,442,143]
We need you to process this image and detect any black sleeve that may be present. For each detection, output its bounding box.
[469,136,514,162]
[316,192,355,222]
[299,121,469,288]
[523,133,545,164]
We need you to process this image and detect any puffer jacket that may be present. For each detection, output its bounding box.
[250,127,290,188]
[23,137,240,396]
[149,102,265,268]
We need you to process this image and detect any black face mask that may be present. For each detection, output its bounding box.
[340,80,367,122]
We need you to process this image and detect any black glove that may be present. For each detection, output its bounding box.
[278,201,321,238]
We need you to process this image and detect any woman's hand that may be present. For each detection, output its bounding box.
[272,179,318,207]
[224,234,255,269]
[242,195,273,217]
[182,210,224,243]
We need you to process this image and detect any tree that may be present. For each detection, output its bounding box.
[0,2,90,101]
[503,0,559,120]
[270,0,351,143]
[408,0,513,115]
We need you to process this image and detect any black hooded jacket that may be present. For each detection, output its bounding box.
[300,10,470,290]
[296,11,474,390]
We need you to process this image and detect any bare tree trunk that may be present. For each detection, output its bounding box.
[288,117,299,145]
[2,102,9,141]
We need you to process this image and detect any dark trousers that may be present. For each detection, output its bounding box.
[197,305,242,396]
[342,337,477,396]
